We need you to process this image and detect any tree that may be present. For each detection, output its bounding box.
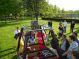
[0,0,23,20]
[23,0,46,20]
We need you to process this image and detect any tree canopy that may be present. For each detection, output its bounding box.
[0,0,79,20]
[0,0,23,18]
[23,0,47,20]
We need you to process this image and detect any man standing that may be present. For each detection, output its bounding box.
[70,20,75,32]
[48,20,52,35]
[63,20,67,33]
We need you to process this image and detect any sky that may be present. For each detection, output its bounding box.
[48,0,79,11]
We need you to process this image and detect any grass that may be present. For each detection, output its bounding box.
[0,20,79,59]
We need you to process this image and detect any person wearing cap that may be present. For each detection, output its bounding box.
[62,35,79,59]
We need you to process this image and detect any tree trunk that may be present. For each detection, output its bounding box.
[35,14,38,21]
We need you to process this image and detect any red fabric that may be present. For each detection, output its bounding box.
[38,37,43,44]
[36,32,44,38]
[36,32,45,45]
[39,44,45,49]
[28,57,33,59]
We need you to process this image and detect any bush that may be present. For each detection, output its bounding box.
[42,18,79,23]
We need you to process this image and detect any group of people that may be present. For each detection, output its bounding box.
[14,26,49,58]
[48,20,75,38]
[48,20,79,59]
[50,29,79,59]
[58,20,68,38]
[14,20,78,59]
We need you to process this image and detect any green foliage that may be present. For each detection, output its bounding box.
[0,20,79,59]
[0,0,23,19]
[23,0,47,20]
[74,10,79,14]
[1,0,79,20]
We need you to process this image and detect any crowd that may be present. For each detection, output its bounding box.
[14,20,79,59]
[48,20,79,59]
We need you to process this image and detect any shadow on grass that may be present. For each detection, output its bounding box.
[0,50,16,58]
[12,55,18,59]
[0,47,16,58]
[0,22,20,28]
[0,47,15,53]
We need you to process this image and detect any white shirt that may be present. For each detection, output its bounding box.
[29,37,35,44]
[64,21,67,27]
[14,30,20,35]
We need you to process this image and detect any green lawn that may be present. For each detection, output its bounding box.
[0,20,79,59]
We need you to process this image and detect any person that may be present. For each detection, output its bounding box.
[72,32,79,45]
[48,20,52,29]
[62,35,79,59]
[61,35,70,52]
[41,25,49,44]
[70,20,75,33]
[29,31,35,44]
[63,20,67,33]
[48,20,52,35]
[58,35,70,59]
[58,24,63,38]
[50,30,59,58]
[50,30,59,49]
[45,34,49,44]
[50,30,67,59]
[36,26,46,45]
[36,30,45,45]
[36,30,46,49]
[72,32,79,59]
[17,28,25,59]
[14,27,20,39]
[41,24,46,33]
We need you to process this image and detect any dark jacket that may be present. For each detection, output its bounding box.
[50,38,59,49]
[50,30,59,49]
[48,21,52,27]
